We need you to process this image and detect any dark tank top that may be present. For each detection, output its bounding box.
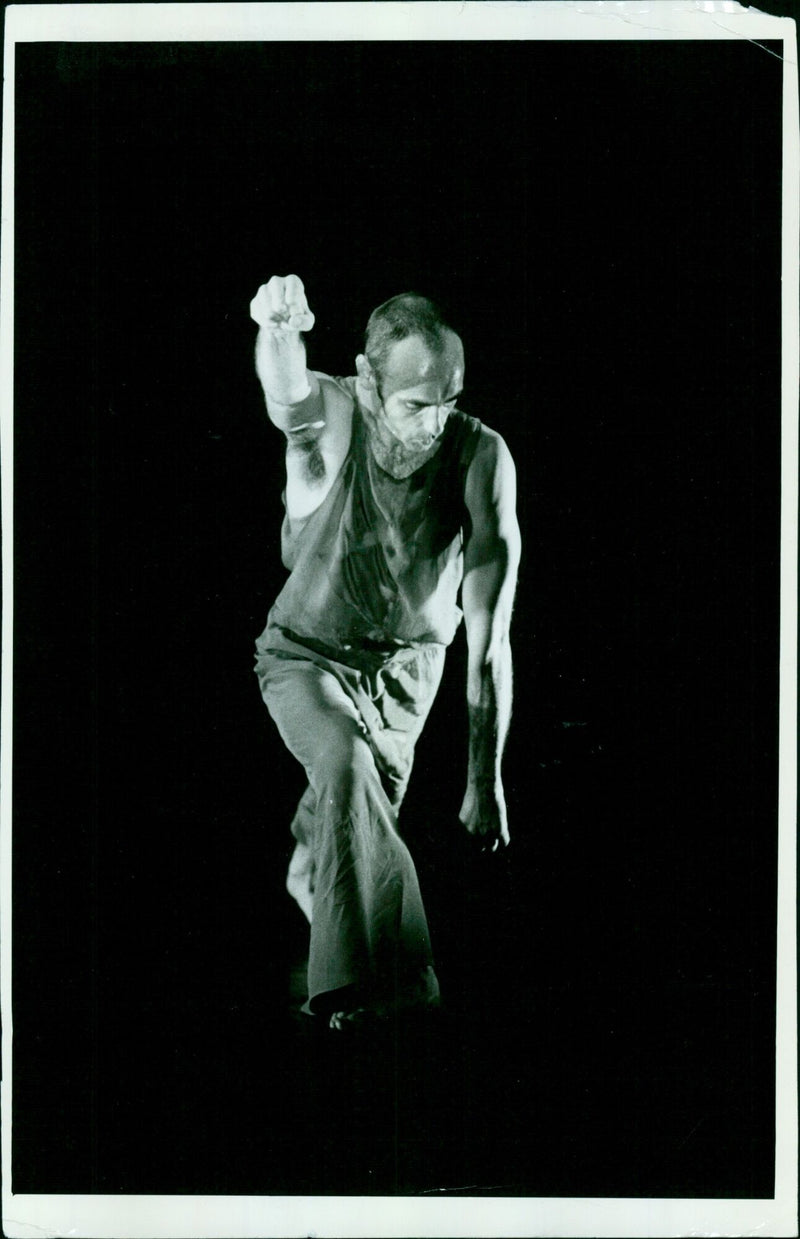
[258,375,482,668]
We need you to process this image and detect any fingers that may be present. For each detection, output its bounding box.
[460,815,509,842]
[287,309,315,331]
[478,834,509,853]
[282,273,304,304]
[250,274,315,332]
[283,274,315,329]
[460,815,510,852]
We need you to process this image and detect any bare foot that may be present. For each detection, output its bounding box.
[328,1007,381,1031]
[325,967,441,1032]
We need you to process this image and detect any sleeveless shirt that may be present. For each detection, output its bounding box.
[256,375,482,670]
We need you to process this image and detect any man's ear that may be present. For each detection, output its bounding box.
[355,354,374,384]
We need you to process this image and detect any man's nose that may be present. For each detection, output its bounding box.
[420,402,449,421]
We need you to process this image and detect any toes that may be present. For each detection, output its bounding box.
[328,1008,372,1031]
[329,1010,357,1031]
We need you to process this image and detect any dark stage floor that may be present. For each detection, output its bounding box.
[68,949,771,1199]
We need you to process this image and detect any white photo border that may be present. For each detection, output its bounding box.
[1,3,797,1236]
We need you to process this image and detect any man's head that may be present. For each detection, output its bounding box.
[355,293,465,461]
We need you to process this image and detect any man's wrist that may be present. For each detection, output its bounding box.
[466,768,502,793]
[264,381,312,406]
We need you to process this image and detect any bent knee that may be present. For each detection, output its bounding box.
[312,730,376,800]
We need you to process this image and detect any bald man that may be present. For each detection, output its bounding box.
[251,275,520,1030]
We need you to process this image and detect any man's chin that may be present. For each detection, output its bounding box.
[370,434,445,480]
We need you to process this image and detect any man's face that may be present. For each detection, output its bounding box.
[374,331,465,451]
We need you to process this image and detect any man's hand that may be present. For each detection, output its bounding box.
[459,778,510,852]
[250,274,315,333]
[251,274,318,416]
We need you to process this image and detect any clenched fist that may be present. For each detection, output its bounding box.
[459,776,510,852]
[250,274,315,333]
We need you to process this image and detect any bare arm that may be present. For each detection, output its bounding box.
[250,275,324,433]
[460,428,521,849]
[250,274,354,521]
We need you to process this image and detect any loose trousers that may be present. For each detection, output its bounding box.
[255,633,445,1012]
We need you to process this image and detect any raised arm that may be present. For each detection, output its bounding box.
[459,428,521,850]
[250,274,323,432]
[250,274,354,522]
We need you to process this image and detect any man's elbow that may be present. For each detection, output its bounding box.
[263,376,323,433]
[466,520,520,573]
[464,596,514,663]
[465,623,512,705]
[504,518,522,576]
[490,527,522,605]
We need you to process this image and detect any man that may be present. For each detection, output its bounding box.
[251,274,520,1030]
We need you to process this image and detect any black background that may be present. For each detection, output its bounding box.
[12,38,782,1198]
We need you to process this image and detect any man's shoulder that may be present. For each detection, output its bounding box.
[464,423,516,490]
[445,406,482,453]
[470,421,512,459]
[313,372,357,402]
[307,373,357,442]
[451,409,512,455]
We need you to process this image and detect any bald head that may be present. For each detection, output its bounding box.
[377,330,464,398]
[363,292,457,380]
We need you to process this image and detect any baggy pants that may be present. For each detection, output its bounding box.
[255,632,446,1012]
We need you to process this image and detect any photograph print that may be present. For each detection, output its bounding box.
[3,4,797,1236]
